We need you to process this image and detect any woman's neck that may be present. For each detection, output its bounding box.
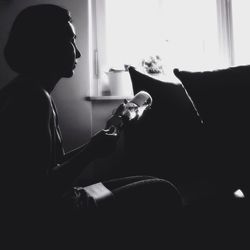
[20,73,61,93]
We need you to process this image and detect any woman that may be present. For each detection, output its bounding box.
[1,4,183,248]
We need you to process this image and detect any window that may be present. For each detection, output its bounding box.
[232,1,250,66]
[91,0,235,96]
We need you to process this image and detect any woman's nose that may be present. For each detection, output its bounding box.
[76,47,81,59]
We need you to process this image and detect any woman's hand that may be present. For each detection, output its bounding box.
[86,128,120,159]
[86,99,129,159]
[105,99,129,131]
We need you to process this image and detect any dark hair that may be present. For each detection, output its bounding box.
[4,4,72,74]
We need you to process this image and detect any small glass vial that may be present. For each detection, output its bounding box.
[106,91,153,133]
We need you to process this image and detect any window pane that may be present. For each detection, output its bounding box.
[158,0,219,71]
[106,0,163,69]
[232,1,250,65]
[104,0,219,73]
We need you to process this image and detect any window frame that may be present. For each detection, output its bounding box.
[90,0,235,97]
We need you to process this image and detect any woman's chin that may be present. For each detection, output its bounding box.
[62,69,74,78]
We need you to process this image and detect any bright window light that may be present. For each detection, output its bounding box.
[104,0,220,73]
[232,1,250,66]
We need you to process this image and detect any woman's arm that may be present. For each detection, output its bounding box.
[63,144,87,161]
[49,128,119,194]
[7,88,119,194]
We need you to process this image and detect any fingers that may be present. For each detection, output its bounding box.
[113,100,127,115]
[103,126,119,136]
[115,103,126,114]
[107,125,116,134]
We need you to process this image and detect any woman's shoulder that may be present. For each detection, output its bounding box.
[28,85,51,105]
[0,76,52,112]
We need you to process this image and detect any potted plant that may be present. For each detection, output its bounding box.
[141,55,164,74]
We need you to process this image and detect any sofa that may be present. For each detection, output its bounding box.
[117,65,250,248]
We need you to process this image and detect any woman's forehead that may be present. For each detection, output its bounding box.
[68,22,76,38]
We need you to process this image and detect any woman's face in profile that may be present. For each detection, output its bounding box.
[54,22,81,78]
[5,5,82,77]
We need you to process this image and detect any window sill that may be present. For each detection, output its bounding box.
[86,95,133,101]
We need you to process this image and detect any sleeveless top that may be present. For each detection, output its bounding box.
[0,76,66,218]
[0,77,66,189]
[50,99,65,167]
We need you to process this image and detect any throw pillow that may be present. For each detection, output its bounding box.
[173,65,250,127]
[173,65,250,193]
[123,66,204,189]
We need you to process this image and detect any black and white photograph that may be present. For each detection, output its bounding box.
[0,0,249,249]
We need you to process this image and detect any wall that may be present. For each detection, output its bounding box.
[0,0,92,152]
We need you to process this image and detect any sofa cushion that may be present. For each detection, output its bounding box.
[173,65,250,127]
[173,65,250,193]
[124,67,204,190]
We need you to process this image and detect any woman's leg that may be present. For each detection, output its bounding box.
[97,176,183,248]
[102,175,156,190]
[61,176,183,248]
